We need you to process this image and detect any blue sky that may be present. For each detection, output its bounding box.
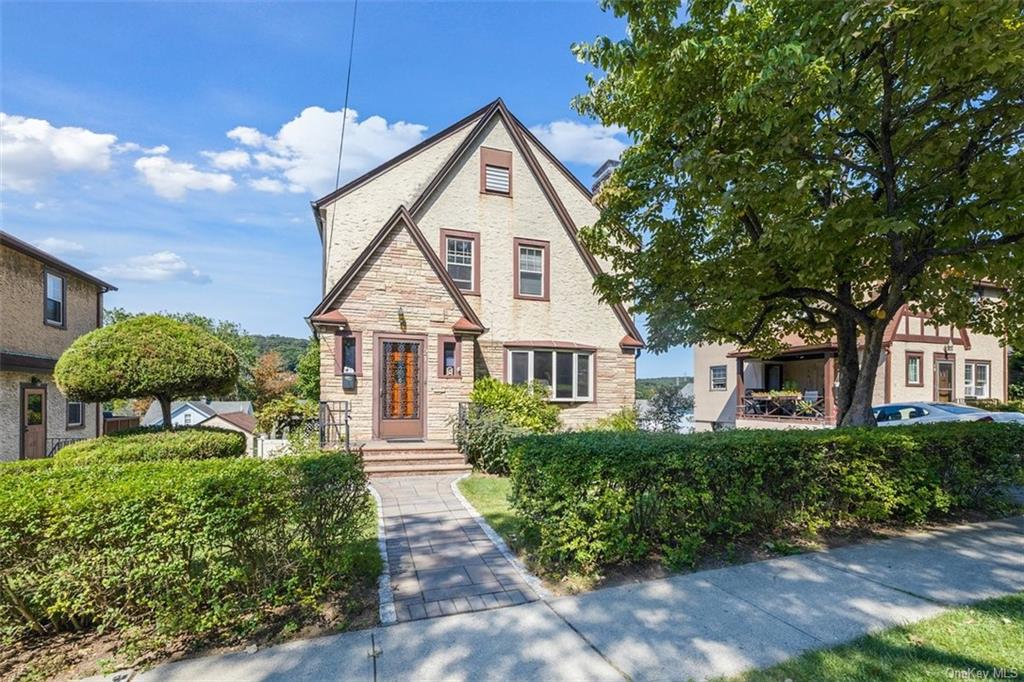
[1,1,691,378]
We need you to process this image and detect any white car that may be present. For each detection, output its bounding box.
[873,402,1024,426]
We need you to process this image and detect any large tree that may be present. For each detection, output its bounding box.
[573,0,1024,425]
[56,315,240,427]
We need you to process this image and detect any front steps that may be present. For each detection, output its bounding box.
[357,440,471,477]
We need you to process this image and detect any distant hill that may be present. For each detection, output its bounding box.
[636,376,693,400]
[249,334,309,371]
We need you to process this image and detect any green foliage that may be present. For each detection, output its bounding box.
[105,308,256,397]
[587,407,639,432]
[468,377,561,432]
[645,384,694,432]
[249,334,308,371]
[573,0,1024,425]
[54,426,245,465]
[295,338,321,402]
[55,315,240,409]
[0,451,371,641]
[967,398,1024,414]
[636,377,692,400]
[509,424,1024,574]
[454,411,528,475]
[256,394,318,437]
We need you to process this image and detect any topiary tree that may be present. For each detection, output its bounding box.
[55,314,239,428]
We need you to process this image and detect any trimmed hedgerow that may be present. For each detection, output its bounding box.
[509,423,1024,573]
[54,426,245,465]
[0,451,371,641]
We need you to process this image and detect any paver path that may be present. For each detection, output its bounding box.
[372,475,538,622]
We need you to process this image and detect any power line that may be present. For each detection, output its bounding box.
[334,0,359,190]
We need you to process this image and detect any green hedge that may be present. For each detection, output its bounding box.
[509,423,1024,573]
[0,451,371,640]
[968,398,1024,413]
[54,426,245,465]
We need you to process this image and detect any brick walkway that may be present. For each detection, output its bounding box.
[372,475,538,622]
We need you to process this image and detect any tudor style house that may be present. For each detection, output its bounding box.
[693,285,1010,431]
[308,99,642,457]
[0,231,116,460]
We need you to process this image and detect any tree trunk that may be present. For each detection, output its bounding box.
[158,396,173,430]
[837,321,887,427]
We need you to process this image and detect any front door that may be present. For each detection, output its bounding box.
[376,336,425,440]
[21,386,46,459]
[935,360,955,402]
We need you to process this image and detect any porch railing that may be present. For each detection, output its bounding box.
[319,400,350,450]
[738,395,829,421]
[46,437,84,457]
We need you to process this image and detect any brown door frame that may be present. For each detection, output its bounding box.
[373,332,428,440]
[19,383,47,460]
[934,355,956,402]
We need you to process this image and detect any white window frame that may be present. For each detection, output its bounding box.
[964,361,990,399]
[518,245,544,298]
[710,365,727,391]
[44,271,65,327]
[66,400,84,428]
[183,412,192,426]
[506,348,594,402]
[445,236,474,291]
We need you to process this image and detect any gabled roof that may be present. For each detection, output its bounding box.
[141,399,253,426]
[309,206,486,332]
[202,411,257,434]
[1,230,117,292]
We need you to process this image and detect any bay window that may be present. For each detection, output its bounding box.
[507,348,593,402]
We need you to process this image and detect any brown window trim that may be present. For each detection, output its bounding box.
[439,229,481,295]
[905,351,924,387]
[437,334,462,378]
[334,330,363,377]
[66,399,85,429]
[480,146,512,197]
[513,237,550,301]
[43,268,67,329]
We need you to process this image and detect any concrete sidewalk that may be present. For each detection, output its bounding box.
[138,516,1024,682]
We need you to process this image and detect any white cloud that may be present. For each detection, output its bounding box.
[115,142,169,155]
[249,176,285,193]
[96,251,210,284]
[34,237,86,256]
[133,155,236,200]
[201,149,251,170]
[218,107,428,196]
[1,113,119,191]
[529,121,629,167]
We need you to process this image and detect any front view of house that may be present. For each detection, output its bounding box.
[308,99,642,444]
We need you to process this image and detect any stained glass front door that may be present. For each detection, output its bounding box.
[378,338,424,439]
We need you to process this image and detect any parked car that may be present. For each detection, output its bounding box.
[873,402,1024,426]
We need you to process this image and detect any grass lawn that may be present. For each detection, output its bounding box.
[727,593,1024,681]
[457,474,535,552]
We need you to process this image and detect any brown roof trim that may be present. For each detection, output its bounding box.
[310,309,348,326]
[453,317,485,333]
[406,99,644,347]
[503,340,598,351]
[311,99,497,210]
[727,343,839,359]
[506,109,594,203]
[309,206,486,331]
[619,335,644,349]
[0,352,57,372]
[1,231,117,292]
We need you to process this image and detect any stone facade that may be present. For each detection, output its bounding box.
[1,239,109,460]
[315,104,639,441]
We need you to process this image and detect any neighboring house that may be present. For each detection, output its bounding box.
[636,383,694,433]
[198,411,257,455]
[0,231,116,460]
[141,399,253,428]
[694,287,1010,431]
[308,98,643,444]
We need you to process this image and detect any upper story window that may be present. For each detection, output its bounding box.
[710,365,727,391]
[513,238,549,300]
[44,271,65,327]
[183,412,192,426]
[480,147,512,196]
[508,348,593,402]
[440,229,480,294]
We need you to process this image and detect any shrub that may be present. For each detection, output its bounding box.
[644,384,694,432]
[586,406,640,432]
[0,451,371,641]
[454,411,528,475]
[509,423,1024,574]
[54,426,245,465]
[256,394,318,437]
[468,377,561,432]
[967,398,1024,413]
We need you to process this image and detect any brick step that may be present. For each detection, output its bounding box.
[365,462,473,477]
[362,451,467,467]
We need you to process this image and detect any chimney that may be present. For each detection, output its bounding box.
[591,159,620,195]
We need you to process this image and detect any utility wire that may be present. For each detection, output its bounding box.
[334,0,360,190]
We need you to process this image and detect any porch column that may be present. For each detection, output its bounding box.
[824,354,836,423]
[735,357,745,417]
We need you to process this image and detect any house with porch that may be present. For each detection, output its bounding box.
[694,291,1009,431]
[308,99,643,473]
[1,231,116,460]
